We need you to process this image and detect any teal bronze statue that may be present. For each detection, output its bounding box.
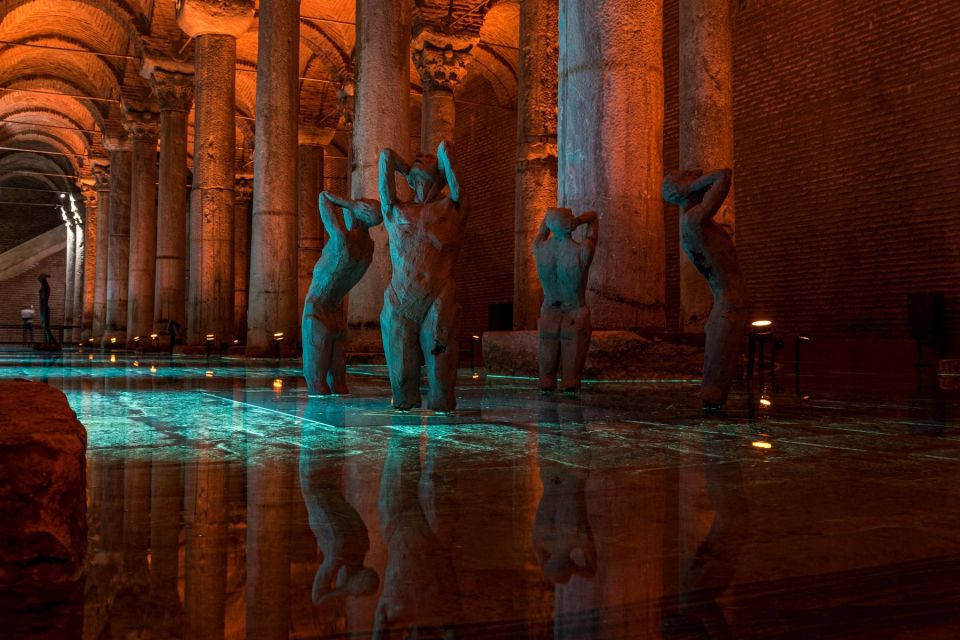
[378,140,466,412]
[301,192,382,395]
[662,168,746,411]
[534,208,599,394]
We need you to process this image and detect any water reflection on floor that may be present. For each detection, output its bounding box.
[10,349,960,638]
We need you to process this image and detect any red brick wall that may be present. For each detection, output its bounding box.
[663,0,681,331]
[0,249,67,340]
[658,0,960,343]
[454,74,517,340]
[0,195,62,254]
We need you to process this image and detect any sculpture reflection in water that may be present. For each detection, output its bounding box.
[378,140,466,412]
[373,417,461,638]
[534,209,599,395]
[662,168,746,411]
[299,398,380,610]
[533,400,597,584]
[301,193,383,396]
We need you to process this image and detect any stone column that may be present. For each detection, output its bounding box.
[147,64,194,333]
[177,0,253,346]
[297,130,334,328]
[412,30,476,154]
[91,163,111,337]
[72,215,84,343]
[246,0,300,356]
[557,0,665,330]
[64,218,76,338]
[80,183,99,339]
[514,0,559,330]
[124,105,161,344]
[679,0,734,332]
[349,0,411,329]
[103,135,133,341]
[234,176,253,342]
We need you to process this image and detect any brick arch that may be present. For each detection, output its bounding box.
[0,0,146,58]
[0,95,105,136]
[0,127,88,163]
[0,136,83,176]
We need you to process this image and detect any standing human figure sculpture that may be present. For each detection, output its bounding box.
[378,140,466,412]
[37,273,58,346]
[662,168,746,411]
[302,192,383,395]
[534,208,599,394]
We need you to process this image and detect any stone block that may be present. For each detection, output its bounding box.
[0,380,87,639]
[483,330,704,380]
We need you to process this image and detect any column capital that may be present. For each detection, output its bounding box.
[122,104,161,141]
[298,127,336,147]
[144,58,195,113]
[90,161,111,189]
[80,182,99,207]
[336,72,355,131]
[101,134,131,153]
[176,0,254,39]
[412,30,478,93]
[235,175,254,203]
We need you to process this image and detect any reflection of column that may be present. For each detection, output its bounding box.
[103,135,133,340]
[91,163,111,337]
[412,30,475,154]
[246,0,300,356]
[124,105,161,344]
[679,0,735,332]
[72,219,84,343]
[64,219,75,339]
[148,64,194,332]
[297,130,333,328]
[234,176,253,341]
[514,0,559,330]
[558,0,665,329]
[349,0,411,329]
[122,459,152,576]
[150,458,183,631]
[178,0,253,346]
[80,183,99,339]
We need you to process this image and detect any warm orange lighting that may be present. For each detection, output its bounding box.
[759,398,772,407]
[273,332,285,340]
[87,354,94,361]
[752,441,773,450]
[471,373,480,379]
[149,365,157,373]
[109,354,116,363]
[149,333,158,340]
[751,320,772,328]
[205,334,215,341]
[273,378,283,391]
[132,361,139,367]
[110,337,117,344]
[205,370,214,377]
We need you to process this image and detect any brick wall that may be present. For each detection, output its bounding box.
[663,0,681,331]
[0,249,67,340]
[454,74,517,340]
[0,192,62,254]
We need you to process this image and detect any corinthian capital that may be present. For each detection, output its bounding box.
[235,175,254,203]
[90,161,111,189]
[412,30,478,93]
[176,0,254,39]
[146,64,195,113]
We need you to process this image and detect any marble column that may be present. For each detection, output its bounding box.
[349,0,411,329]
[91,163,111,337]
[103,135,133,341]
[246,0,300,356]
[72,216,84,343]
[80,183,98,339]
[412,30,476,154]
[514,0,559,330]
[297,130,333,328]
[148,64,194,332]
[679,0,735,332]
[234,176,253,342]
[557,0,665,329]
[177,0,253,346]
[64,218,76,337]
[124,105,161,344]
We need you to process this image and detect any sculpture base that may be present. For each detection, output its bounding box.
[482,330,705,381]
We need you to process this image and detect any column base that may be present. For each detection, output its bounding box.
[482,330,705,381]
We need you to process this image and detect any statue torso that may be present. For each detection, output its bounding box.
[535,237,591,311]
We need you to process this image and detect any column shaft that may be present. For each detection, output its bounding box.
[189,34,237,345]
[679,0,735,332]
[92,173,110,336]
[72,223,84,343]
[234,179,252,342]
[514,0,559,330]
[81,186,98,339]
[105,144,133,338]
[64,222,75,340]
[421,88,456,154]
[127,126,160,343]
[349,0,411,327]
[558,0,665,329]
[153,77,192,331]
[297,144,324,327]
[247,0,300,355]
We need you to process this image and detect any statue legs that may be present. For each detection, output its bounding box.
[701,295,748,408]
[539,305,590,393]
[421,285,460,412]
[302,302,348,395]
[381,289,423,411]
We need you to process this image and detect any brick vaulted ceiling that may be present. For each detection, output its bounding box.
[0,0,518,199]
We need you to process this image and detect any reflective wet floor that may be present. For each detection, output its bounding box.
[7,350,960,638]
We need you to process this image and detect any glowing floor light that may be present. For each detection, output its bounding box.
[752,441,773,450]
